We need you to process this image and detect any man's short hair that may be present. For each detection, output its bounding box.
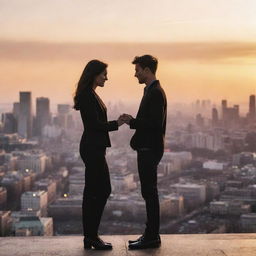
[132,55,158,74]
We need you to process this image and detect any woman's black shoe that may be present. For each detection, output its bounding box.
[83,237,112,250]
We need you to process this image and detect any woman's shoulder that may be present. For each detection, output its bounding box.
[79,90,96,108]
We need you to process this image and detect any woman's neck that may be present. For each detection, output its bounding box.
[92,83,97,90]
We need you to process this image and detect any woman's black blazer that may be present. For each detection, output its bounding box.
[79,90,118,149]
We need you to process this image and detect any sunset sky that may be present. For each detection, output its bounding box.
[0,0,256,108]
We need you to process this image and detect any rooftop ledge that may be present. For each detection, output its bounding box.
[1,234,256,256]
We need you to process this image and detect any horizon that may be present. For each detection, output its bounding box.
[0,90,254,116]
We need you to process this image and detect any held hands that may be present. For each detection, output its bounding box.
[117,113,133,126]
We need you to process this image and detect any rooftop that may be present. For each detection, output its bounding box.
[22,191,46,197]
[1,233,256,256]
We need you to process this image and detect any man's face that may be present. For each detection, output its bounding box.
[134,64,147,84]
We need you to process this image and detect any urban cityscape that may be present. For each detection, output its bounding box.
[0,91,256,237]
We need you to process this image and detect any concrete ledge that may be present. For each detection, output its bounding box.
[1,234,256,256]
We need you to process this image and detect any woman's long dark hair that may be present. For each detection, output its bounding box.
[73,60,108,110]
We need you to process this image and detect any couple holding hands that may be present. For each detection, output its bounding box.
[74,54,167,250]
[117,113,133,126]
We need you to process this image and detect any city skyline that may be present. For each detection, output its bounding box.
[1,89,255,141]
[1,90,256,117]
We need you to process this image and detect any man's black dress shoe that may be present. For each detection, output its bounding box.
[128,235,161,250]
[83,236,112,250]
[128,235,145,244]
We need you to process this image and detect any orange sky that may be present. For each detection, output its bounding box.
[0,0,256,106]
[0,41,255,106]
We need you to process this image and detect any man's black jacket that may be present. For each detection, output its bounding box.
[130,80,167,152]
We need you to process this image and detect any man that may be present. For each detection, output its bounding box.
[122,55,167,249]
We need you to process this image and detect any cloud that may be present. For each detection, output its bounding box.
[0,40,256,63]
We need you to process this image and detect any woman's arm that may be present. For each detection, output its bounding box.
[81,93,118,132]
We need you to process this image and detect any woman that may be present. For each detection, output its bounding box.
[74,60,123,250]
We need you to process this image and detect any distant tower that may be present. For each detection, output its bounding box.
[13,102,20,120]
[17,92,32,138]
[36,97,51,136]
[57,104,71,128]
[2,113,17,133]
[249,95,256,119]
[221,100,227,120]
[57,104,70,115]
[233,105,239,119]
[196,100,200,111]
[196,113,204,128]
[212,108,218,126]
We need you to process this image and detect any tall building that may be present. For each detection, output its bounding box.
[0,173,23,209]
[21,191,48,216]
[248,95,256,120]
[190,132,223,151]
[221,100,227,120]
[0,211,12,236]
[196,113,204,128]
[18,92,32,138]
[34,179,57,204]
[13,102,20,120]
[2,113,17,133]
[195,100,200,112]
[57,104,70,115]
[221,100,240,124]
[170,183,206,209]
[36,97,51,136]
[57,104,70,128]
[233,105,239,119]
[16,151,47,174]
[0,187,7,210]
[14,216,53,236]
[212,108,218,126]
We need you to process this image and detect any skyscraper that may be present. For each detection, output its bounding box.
[57,104,70,115]
[36,97,51,136]
[221,100,227,120]
[2,113,17,133]
[18,92,32,138]
[249,95,256,120]
[13,102,20,120]
[196,113,204,128]
[212,108,218,126]
[233,105,239,119]
[57,104,70,128]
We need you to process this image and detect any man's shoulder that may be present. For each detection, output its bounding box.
[150,81,166,95]
[151,80,164,90]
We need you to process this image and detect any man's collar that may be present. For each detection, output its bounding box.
[144,79,158,90]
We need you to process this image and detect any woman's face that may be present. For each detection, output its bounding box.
[94,69,108,87]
